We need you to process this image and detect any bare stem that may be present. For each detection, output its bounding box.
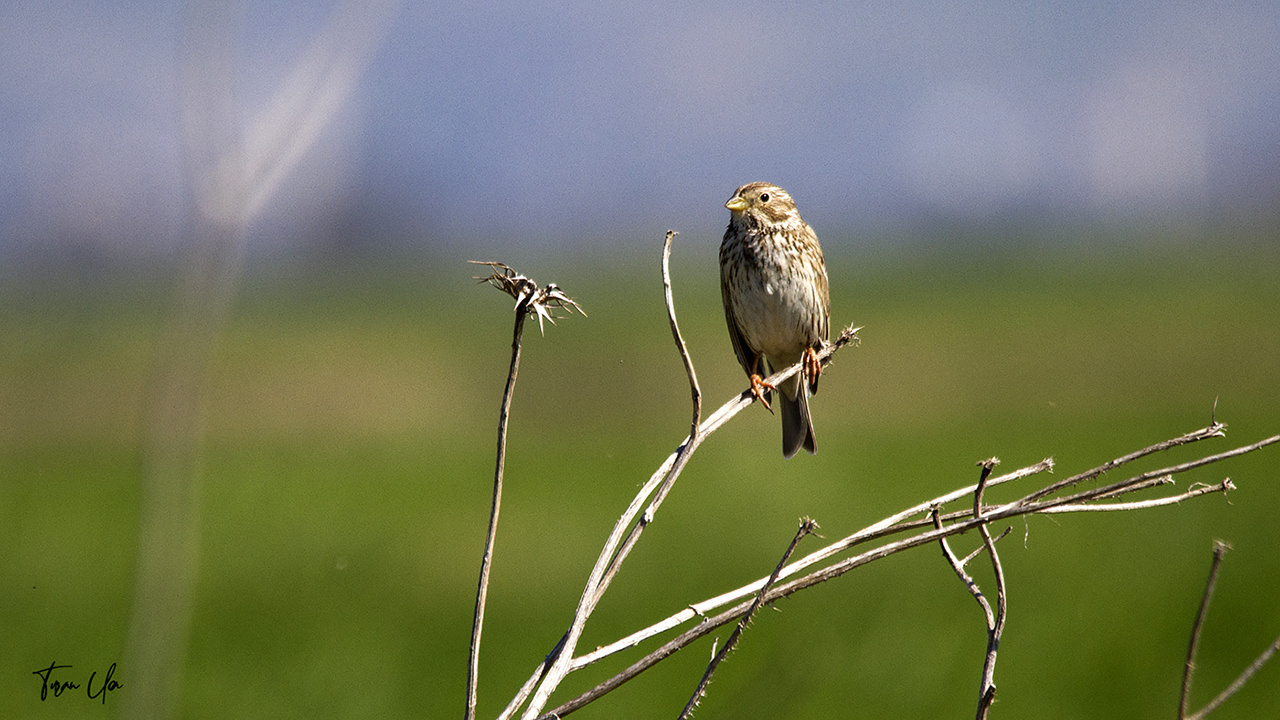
[1177,539,1280,720]
[471,263,583,720]
[570,232,707,625]
[569,457,1049,674]
[959,527,1012,568]
[1012,423,1226,510]
[517,231,710,720]
[933,508,996,633]
[664,230,702,443]
[1180,541,1230,719]
[593,230,705,600]
[467,298,530,720]
[678,519,818,720]
[1039,479,1232,513]
[974,459,1007,720]
[936,459,1007,720]
[1187,633,1280,720]
[472,241,1275,720]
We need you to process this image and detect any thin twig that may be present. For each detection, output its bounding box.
[469,263,582,720]
[1177,539,1280,720]
[694,324,861,446]
[498,454,677,719]
[498,448,681,720]
[1039,479,1232,513]
[933,508,996,630]
[1088,473,1176,500]
[678,519,819,720]
[664,230,702,443]
[518,231,709,719]
[933,500,1009,720]
[541,594,761,718]
[1180,541,1231,719]
[477,282,1270,720]
[467,294,529,720]
[1009,437,1279,517]
[959,527,1012,568]
[974,458,1007,720]
[1187,633,1280,720]
[775,441,1274,602]
[513,273,862,719]
[500,663,551,720]
[592,230,705,599]
[1011,423,1226,510]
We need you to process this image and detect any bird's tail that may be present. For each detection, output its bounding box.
[780,374,816,459]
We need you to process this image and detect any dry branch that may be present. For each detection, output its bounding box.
[1179,542,1280,720]
[973,459,1007,720]
[534,430,1278,718]
[933,458,1008,719]
[1181,541,1230,719]
[512,232,723,719]
[468,263,582,720]
[678,518,819,720]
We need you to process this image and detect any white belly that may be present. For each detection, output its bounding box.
[732,268,814,364]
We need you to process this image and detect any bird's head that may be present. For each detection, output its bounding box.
[725,182,800,226]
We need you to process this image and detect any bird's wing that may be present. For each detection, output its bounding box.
[810,227,831,343]
[816,265,831,342]
[721,281,761,378]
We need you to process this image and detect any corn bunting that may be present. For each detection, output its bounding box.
[720,182,830,458]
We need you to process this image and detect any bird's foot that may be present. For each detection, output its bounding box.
[804,346,822,394]
[749,374,775,412]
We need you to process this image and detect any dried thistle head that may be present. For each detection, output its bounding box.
[470,261,585,334]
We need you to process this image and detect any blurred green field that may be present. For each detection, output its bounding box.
[2,232,1279,719]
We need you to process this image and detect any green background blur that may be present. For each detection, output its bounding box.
[3,231,1279,719]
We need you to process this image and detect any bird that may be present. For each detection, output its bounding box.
[719,182,831,459]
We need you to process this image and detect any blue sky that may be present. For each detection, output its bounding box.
[4,0,1279,258]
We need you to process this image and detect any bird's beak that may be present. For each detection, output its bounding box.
[725,196,749,212]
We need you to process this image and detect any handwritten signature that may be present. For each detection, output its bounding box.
[32,661,122,704]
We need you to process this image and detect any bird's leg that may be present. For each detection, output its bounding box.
[749,373,775,412]
[804,345,822,394]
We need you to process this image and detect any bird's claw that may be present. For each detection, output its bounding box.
[749,373,775,412]
[804,346,822,394]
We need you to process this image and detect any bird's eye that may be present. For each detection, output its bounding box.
[759,193,770,203]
